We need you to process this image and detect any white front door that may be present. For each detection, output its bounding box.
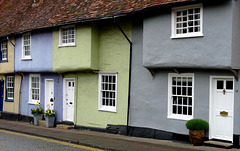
[210,77,234,142]
[45,79,54,111]
[63,79,75,122]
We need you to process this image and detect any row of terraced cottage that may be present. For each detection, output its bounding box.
[1,0,240,147]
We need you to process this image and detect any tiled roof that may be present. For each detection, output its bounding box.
[0,0,191,37]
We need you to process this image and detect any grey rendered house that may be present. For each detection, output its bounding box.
[130,0,240,147]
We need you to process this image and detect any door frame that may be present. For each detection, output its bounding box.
[209,76,234,142]
[63,78,75,122]
[45,79,54,112]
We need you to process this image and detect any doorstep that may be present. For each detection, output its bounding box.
[56,124,73,130]
[204,140,233,148]
[38,120,46,127]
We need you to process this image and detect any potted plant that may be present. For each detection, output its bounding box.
[186,119,209,146]
[31,101,44,126]
[45,105,55,128]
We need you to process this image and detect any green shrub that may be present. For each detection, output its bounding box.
[186,119,209,130]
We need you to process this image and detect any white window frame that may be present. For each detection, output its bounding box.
[171,4,203,39]
[22,33,32,60]
[29,74,40,104]
[6,76,14,100]
[59,25,76,47]
[168,73,194,120]
[1,39,7,61]
[98,73,117,112]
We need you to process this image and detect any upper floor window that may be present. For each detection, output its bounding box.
[59,26,75,47]
[29,74,40,104]
[22,33,31,60]
[168,73,194,120]
[171,4,203,38]
[1,39,7,61]
[98,73,117,112]
[6,76,14,101]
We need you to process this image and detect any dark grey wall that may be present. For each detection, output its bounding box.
[130,18,240,135]
[232,0,240,69]
[143,1,233,69]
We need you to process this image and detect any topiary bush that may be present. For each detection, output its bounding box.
[186,119,209,130]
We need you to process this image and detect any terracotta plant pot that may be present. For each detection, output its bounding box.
[189,130,205,146]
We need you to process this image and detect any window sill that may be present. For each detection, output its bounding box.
[58,44,76,48]
[5,99,14,102]
[28,102,39,105]
[21,57,32,61]
[0,60,8,63]
[171,33,204,39]
[167,115,193,121]
[98,108,117,113]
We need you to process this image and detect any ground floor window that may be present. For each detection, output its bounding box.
[98,73,117,112]
[168,73,194,120]
[29,74,40,104]
[6,76,14,101]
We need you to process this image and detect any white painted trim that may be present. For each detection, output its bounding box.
[171,4,203,39]
[209,76,234,142]
[22,32,31,59]
[167,73,194,121]
[45,79,54,112]
[63,78,75,122]
[28,74,40,104]
[59,25,76,47]
[98,73,117,113]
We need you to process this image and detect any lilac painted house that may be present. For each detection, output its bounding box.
[15,30,63,122]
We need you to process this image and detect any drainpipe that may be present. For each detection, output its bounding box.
[114,18,132,136]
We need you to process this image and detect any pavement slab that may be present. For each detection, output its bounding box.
[0,119,239,151]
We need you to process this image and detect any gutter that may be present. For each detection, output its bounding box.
[114,18,132,136]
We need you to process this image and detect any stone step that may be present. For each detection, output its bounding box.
[38,120,46,127]
[56,124,73,130]
[204,140,233,148]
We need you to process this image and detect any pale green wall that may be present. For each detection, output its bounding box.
[63,21,132,128]
[52,25,99,72]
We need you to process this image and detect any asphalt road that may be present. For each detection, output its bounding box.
[0,130,102,151]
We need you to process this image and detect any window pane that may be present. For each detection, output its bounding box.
[100,74,117,108]
[174,6,202,36]
[170,75,193,118]
[173,96,177,104]
[188,107,192,115]
[217,81,224,89]
[226,81,233,90]
[173,105,177,114]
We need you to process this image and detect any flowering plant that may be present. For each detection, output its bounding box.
[45,104,55,116]
[45,109,55,116]
[31,101,44,115]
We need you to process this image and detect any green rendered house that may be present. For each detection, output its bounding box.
[53,20,131,129]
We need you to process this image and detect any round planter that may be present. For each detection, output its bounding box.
[33,114,43,126]
[189,130,205,146]
[45,116,55,128]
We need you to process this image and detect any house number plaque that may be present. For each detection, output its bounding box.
[220,111,228,117]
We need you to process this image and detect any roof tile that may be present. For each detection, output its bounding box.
[0,0,191,37]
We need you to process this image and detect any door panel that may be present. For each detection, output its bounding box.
[211,78,233,141]
[64,79,75,122]
[45,80,54,111]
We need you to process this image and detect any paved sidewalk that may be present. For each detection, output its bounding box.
[0,119,238,151]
